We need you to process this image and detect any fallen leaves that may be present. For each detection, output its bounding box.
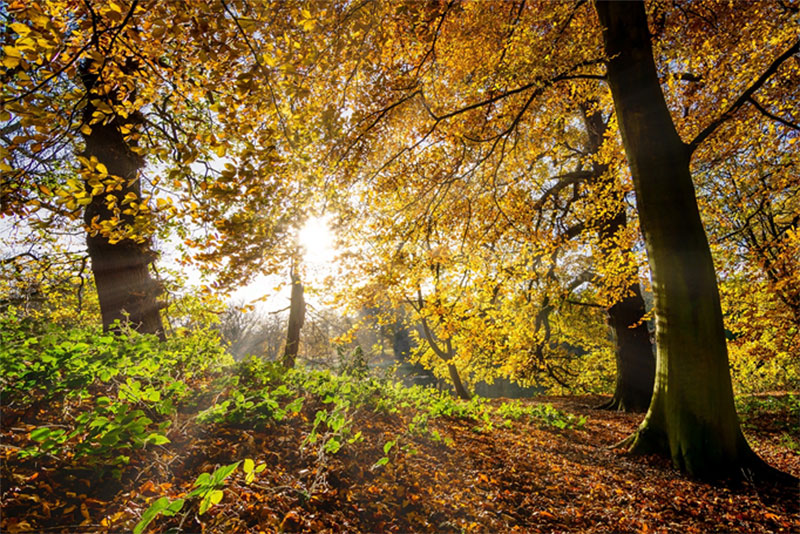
[2,391,798,533]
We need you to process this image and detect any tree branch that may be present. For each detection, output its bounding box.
[747,96,800,131]
[687,37,800,154]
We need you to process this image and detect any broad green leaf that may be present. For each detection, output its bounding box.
[30,427,50,442]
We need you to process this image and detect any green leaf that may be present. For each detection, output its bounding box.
[199,489,224,515]
[145,433,170,446]
[243,458,254,474]
[324,437,341,454]
[192,472,211,487]
[373,456,389,468]
[30,427,50,442]
[255,463,267,473]
[383,440,395,455]
[134,497,170,534]
[211,461,240,484]
[163,498,185,517]
[285,397,304,413]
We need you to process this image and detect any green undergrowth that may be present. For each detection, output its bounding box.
[736,393,800,452]
[1,314,586,532]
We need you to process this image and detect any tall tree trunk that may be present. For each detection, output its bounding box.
[80,64,165,339]
[582,106,655,412]
[282,268,305,368]
[594,0,791,481]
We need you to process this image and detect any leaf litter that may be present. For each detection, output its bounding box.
[2,387,797,534]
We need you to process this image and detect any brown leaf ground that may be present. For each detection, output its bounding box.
[2,393,798,534]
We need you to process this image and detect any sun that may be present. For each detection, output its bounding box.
[298,215,335,270]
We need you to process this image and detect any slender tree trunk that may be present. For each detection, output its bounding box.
[80,64,164,339]
[581,105,655,412]
[282,268,305,368]
[594,0,792,482]
[447,362,471,400]
[418,314,472,400]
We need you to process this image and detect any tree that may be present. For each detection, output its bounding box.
[594,0,795,481]
[79,58,164,337]
[3,1,166,336]
[312,0,796,478]
[2,1,316,334]
[314,0,652,405]
[577,104,654,412]
[282,262,306,368]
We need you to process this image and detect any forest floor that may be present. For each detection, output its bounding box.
[2,389,798,534]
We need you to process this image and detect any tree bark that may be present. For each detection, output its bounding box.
[447,362,472,401]
[601,282,654,412]
[282,268,305,368]
[594,0,791,481]
[80,64,165,340]
[581,106,655,412]
[418,314,472,400]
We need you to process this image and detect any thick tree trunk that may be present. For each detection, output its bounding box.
[282,269,305,368]
[582,107,655,412]
[594,0,790,481]
[81,65,165,339]
[601,282,654,412]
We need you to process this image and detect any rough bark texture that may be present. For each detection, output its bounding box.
[81,65,165,339]
[594,0,790,481]
[582,107,655,412]
[282,269,305,368]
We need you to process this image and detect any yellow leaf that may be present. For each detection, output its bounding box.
[95,163,108,176]
[10,23,31,36]
[263,53,277,67]
[2,56,20,69]
[80,124,92,135]
[3,46,21,58]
